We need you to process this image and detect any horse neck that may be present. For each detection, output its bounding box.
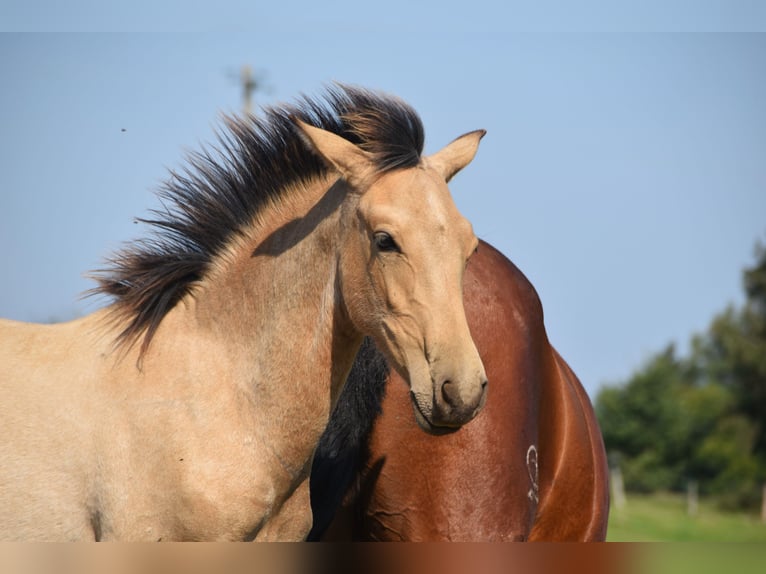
[144,176,363,474]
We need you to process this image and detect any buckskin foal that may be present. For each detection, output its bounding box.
[0,86,487,541]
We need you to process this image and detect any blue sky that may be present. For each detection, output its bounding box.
[1,4,765,398]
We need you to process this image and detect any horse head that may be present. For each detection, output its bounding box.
[296,119,488,432]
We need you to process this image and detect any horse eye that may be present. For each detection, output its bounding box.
[374,232,399,253]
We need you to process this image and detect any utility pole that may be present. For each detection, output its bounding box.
[240,65,259,115]
[230,64,271,115]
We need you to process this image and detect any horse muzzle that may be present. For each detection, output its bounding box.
[410,373,488,434]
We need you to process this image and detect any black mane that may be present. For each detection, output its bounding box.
[308,337,389,540]
[90,85,425,354]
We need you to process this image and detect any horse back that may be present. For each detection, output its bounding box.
[529,347,610,541]
[465,244,609,540]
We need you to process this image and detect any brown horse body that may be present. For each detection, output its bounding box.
[312,240,609,541]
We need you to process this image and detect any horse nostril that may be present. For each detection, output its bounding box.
[441,379,459,408]
[441,379,486,410]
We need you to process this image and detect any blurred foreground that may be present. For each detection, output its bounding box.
[1,541,764,574]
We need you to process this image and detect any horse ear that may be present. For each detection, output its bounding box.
[428,129,486,183]
[294,119,373,190]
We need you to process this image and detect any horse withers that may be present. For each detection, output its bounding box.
[0,86,487,541]
[310,240,609,541]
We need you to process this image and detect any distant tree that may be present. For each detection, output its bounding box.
[597,346,692,492]
[688,240,766,508]
[693,241,766,456]
[596,237,766,511]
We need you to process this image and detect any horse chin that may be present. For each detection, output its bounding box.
[409,393,460,436]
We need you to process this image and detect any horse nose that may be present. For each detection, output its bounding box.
[437,377,488,424]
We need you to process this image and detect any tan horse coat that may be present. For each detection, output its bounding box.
[0,87,486,541]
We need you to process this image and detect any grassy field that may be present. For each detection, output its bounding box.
[606,491,766,542]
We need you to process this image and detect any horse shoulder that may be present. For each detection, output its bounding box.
[85,332,307,540]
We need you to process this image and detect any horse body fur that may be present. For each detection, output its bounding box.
[0,178,357,541]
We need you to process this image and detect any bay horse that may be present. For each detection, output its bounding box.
[0,86,489,541]
[309,240,609,541]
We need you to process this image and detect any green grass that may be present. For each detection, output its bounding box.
[606,491,766,542]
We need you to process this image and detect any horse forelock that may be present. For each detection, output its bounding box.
[88,84,425,355]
